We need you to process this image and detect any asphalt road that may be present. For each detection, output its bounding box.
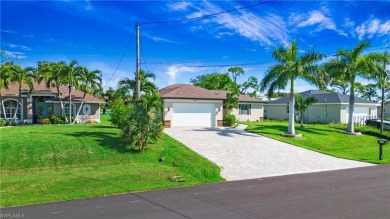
[2,165,389,219]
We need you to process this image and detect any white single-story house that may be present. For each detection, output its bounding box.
[264,90,378,124]
[159,84,267,127]
[0,81,103,124]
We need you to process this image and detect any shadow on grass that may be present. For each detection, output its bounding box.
[62,131,129,154]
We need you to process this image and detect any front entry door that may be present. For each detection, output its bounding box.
[35,103,54,123]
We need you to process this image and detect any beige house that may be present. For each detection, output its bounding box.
[0,81,103,124]
[159,84,266,127]
[264,90,378,124]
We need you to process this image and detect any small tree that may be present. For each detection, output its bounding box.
[294,94,317,128]
[228,66,245,84]
[121,93,163,151]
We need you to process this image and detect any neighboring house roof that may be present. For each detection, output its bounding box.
[159,84,266,103]
[266,90,377,105]
[0,80,103,103]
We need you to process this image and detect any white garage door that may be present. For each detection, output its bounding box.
[172,103,215,127]
[346,106,370,122]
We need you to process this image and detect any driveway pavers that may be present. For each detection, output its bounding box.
[164,126,374,181]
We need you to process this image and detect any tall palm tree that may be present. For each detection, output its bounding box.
[72,66,102,124]
[368,52,390,134]
[59,60,80,123]
[295,93,317,128]
[325,41,381,133]
[10,63,35,120]
[37,61,69,122]
[118,70,157,101]
[260,39,325,135]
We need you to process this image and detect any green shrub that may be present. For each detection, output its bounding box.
[40,118,51,124]
[122,103,163,151]
[5,120,15,126]
[0,119,4,127]
[49,115,67,124]
[110,98,131,129]
[224,114,236,126]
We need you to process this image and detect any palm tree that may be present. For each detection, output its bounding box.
[325,41,382,133]
[369,52,390,134]
[118,70,157,101]
[10,63,35,120]
[0,63,13,119]
[37,61,69,122]
[260,39,325,135]
[295,93,317,128]
[59,60,80,124]
[72,66,102,124]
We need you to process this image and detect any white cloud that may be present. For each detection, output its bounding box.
[187,1,289,46]
[289,10,346,36]
[4,50,28,59]
[144,34,178,44]
[7,44,32,51]
[166,65,196,85]
[167,1,192,11]
[356,18,390,40]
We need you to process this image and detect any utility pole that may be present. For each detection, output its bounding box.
[136,22,140,99]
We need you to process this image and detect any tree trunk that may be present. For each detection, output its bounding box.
[68,86,72,124]
[13,86,21,123]
[300,111,304,128]
[288,77,295,135]
[380,86,385,134]
[73,92,86,124]
[56,86,68,123]
[347,81,355,133]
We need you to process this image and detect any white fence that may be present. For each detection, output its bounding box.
[353,115,377,126]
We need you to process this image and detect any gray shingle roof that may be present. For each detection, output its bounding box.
[266,90,377,105]
[159,84,266,102]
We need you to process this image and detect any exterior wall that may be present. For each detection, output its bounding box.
[304,104,341,124]
[54,102,101,123]
[380,103,390,119]
[342,104,378,123]
[264,104,288,120]
[76,103,100,123]
[230,102,264,122]
[162,99,223,127]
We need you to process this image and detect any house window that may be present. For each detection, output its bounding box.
[239,104,251,115]
[64,103,76,117]
[2,100,21,119]
[286,105,289,114]
[83,104,91,116]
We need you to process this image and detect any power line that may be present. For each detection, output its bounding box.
[140,44,389,69]
[140,0,277,25]
[102,27,136,90]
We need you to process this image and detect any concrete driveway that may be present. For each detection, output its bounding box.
[164,126,374,181]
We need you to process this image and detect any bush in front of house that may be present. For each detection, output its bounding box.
[0,119,4,127]
[40,118,51,124]
[224,114,236,126]
[49,115,67,124]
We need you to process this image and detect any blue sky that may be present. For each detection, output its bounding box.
[2,0,390,94]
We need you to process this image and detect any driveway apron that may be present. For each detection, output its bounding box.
[164,127,374,181]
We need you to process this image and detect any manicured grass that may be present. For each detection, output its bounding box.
[0,115,223,207]
[244,120,390,164]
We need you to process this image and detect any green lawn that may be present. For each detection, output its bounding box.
[0,115,223,207]
[244,120,390,164]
